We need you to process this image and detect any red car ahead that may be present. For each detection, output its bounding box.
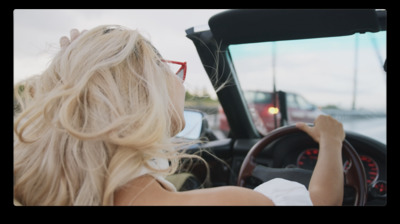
[219,90,323,134]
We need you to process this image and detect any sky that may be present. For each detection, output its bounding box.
[13,9,226,96]
[14,9,386,111]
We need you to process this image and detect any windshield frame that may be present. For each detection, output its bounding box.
[186,9,386,140]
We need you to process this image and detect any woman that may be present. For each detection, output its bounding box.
[14,25,345,206]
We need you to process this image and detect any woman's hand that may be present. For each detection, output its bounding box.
[59,29,87,49]
[296,114,345,145]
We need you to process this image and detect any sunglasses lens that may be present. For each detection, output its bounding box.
[162,60,186,82]
[176,68,185,81]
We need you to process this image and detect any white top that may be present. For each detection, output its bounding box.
[253,178,313,206]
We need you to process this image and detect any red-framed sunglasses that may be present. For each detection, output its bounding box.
[162,60,187,82]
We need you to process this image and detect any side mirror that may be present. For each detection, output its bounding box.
[176,110,207,140]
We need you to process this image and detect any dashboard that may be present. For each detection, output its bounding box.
[237,131,387,206]
[295,147,386,199]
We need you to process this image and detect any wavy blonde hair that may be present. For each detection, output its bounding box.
[14,25,198,205]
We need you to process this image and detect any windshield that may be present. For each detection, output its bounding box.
[228,31,386,144]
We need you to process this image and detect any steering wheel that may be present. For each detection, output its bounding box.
[237,125,368,206]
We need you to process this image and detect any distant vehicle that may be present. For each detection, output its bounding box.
[219,90,323,133]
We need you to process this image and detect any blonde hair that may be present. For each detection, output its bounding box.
[14,25,198,205]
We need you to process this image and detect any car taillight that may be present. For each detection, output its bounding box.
[261,104,279,116]
[268,106,279,115]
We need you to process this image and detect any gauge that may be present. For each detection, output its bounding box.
[297,148,319,170]
[298,149,380,186]
[344,155,379,185]
[370,180,387,198]
[360,155,379,185]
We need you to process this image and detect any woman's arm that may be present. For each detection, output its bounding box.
[296,115,345,205]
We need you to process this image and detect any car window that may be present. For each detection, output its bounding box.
[244,91,272,104]
[295,94,311,110]
[257,92,272,104]
[228,31,386,143]
[286,93,298,108]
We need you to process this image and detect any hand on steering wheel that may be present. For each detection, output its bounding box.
[237,124,368,206]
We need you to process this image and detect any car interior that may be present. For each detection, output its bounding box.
[13,9,386,207]
[176,9,386,206]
